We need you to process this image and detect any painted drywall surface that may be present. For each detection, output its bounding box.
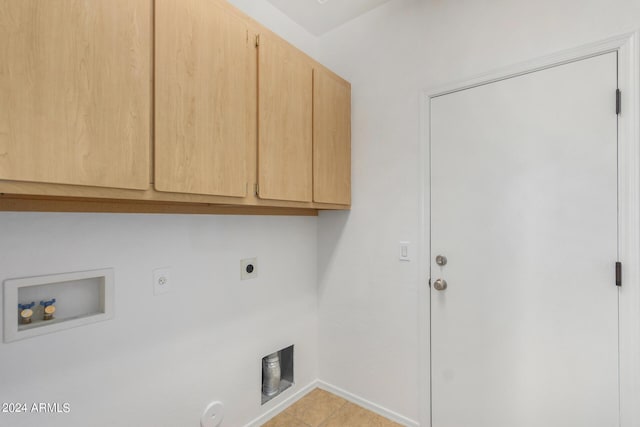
[227,0,318,57]
[0,213,318,427]
[316,0,640,423]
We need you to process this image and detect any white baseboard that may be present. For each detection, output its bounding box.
[317,380,420,427]
[244,380,318,427]
[244,379,419,427]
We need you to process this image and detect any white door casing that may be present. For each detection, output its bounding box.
[429,51,618,427]
[419,32,640,427]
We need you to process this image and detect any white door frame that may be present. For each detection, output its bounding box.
[419,31,640,427]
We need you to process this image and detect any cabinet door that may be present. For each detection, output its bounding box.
[313,68,351,205]
[0,0,151,190]
[258,34,313,202]
[155,0,251,197]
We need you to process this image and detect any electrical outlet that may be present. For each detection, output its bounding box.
[241,258,257,280]
[153,268,171,295]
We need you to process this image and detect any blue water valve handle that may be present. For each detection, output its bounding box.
[18,302,35,310]
[40,298,56,307]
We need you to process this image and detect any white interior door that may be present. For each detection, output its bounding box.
[430,52,619,427]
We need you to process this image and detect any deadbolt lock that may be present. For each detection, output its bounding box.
[433,278,447,291]
[436,255,447,266]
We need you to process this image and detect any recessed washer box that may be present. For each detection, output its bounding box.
[3,268,114,343]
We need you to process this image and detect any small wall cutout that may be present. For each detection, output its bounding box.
[261,345,294,405]
[3,269,114,342]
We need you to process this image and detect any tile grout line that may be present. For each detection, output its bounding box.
[285,388,349,427]
[289,411,313,427]
[266,388,400,427]
[315,399,348,427]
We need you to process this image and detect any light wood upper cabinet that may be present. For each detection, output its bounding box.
[313,68,351,205]
[257,33,313,203]
[155,0,251,197]
[0,0,151,190]
[0,0,351,215]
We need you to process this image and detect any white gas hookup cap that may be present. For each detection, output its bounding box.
[200,401,224,427]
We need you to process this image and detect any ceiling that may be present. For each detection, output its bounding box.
[265,0,392,36]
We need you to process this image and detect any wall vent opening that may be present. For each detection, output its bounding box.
[261,345,294,405]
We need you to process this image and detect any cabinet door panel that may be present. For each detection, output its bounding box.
[155,0,250,197]
[258,34,312,202]
[313,68,351,205]
[0,0,151,190]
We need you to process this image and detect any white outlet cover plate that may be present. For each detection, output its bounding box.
[241,258,257,280]
[153,268,171,295]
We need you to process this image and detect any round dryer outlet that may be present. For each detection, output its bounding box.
[200,401,224,427]
[240,257,257,280]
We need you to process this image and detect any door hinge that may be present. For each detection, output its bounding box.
[616,89,621,115]
[616,261,622,287]
[255,34,260,47]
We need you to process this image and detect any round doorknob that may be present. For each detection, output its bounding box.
[433,278,447,291]
[435,255,447,266]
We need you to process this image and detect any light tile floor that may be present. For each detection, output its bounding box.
[262,388,403,427]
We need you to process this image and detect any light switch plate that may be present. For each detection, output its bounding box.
[399,241,411,262]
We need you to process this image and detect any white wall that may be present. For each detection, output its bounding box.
[0,3,320,427]
[316,0,640,424]
[6,0,640,425]
[227,0,318,56]
[0,213,317,427]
